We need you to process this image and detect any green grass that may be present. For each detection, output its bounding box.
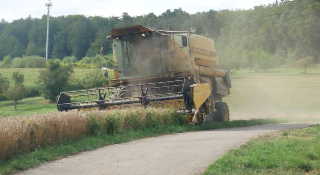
[0,68,113,117]
[0,118,280,175]
[0,97,56,117]
[203,124,320,175]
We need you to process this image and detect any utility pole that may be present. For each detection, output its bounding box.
[45,0,52,61]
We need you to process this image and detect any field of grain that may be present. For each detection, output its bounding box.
[0,108,184,160]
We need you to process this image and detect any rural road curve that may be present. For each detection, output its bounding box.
[17,123,315,175]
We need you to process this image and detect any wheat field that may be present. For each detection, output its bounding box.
[0,108,184,160]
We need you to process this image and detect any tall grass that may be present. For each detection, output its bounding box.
[0,108,185,160]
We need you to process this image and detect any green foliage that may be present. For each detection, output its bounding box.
[0,35,24,59]
[1,72,28,110]
[62,56,78,65]
[77,69,103,89]
[6,56,46,68]
[295,56,314,73]
[37,60,74,102]
[12,71,24,84]
[52,30,69,59]
[11,57,27,68]
[25,42,38,56]
[78,55,113,69]
[1,56,12,68]
[68,17,90,59]
[0,73,9,92]
[25,56,46,68]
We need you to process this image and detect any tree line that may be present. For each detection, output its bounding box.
[0,0,319,71]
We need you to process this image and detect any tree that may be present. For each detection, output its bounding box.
[0,73,9,92]
[26,42,39,56]
[38,60,74,102]
[0,73,9,101]
[2,72,27,110]
[0,36,24,59]
[68,17,90,59]
[295,56,314,73]
[52,30,69,59]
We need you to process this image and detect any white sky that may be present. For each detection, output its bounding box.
[0,0,276,22]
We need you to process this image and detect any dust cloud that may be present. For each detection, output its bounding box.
[224,72,320,122]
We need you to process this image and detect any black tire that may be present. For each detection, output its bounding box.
[204,95,215,123]
[213,102,229,122]
[57,93,71,111]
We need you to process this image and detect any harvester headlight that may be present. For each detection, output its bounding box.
[142,33,146,37]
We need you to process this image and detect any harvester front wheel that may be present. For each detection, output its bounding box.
[213,102,229,122]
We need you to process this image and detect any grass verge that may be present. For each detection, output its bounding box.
[203,124,320,175]
[0,97,56,117]
[0,118,280,175]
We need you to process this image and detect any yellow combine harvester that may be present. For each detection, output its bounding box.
[57,25,231,124]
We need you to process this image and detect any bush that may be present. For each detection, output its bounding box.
[25,56,46,68]
[1,56,12,68]
[11,57,27,68]
[52,59,62,64]
[10,56,46,68]
[77,69,104,89]
[91,55,109,69]
[38,60,74,101]
[74,63,91,69]
[78,55,113,69]
[26,86,41,98]
[62,56,78,65]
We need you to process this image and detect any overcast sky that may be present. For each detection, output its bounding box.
[0,0,276,22]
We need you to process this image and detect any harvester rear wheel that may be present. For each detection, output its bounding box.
[203,96,214,123]
[213,102,229,122]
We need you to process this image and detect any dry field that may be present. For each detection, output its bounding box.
[224,68,320,121]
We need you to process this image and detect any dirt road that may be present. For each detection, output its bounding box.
[17,123,314,175]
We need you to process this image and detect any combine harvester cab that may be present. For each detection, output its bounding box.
[57,25,231,124]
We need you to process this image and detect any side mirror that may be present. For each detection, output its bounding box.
[182,36,188,47]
